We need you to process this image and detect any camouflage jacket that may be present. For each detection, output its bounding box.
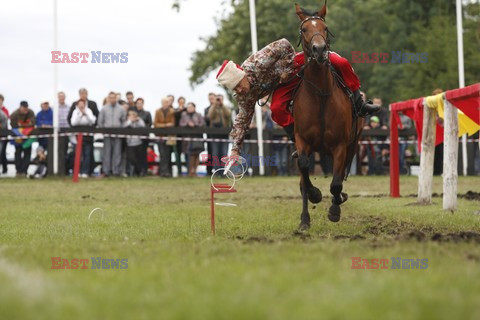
[230,38,296,151]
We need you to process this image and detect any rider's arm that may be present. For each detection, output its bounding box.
[242,38,296,78]
[230,96,256,152]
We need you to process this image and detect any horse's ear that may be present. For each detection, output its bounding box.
[318,0,327,18]
[295,3,306,21]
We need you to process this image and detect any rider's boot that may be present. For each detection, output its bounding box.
[353,89,380,117]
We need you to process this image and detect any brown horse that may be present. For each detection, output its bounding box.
[293,2,363,230]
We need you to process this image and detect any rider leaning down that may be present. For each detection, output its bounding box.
[216,37,380,158]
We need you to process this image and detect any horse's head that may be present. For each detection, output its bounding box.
[295,1,331,63]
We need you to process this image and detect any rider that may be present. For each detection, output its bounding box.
[216,38,380,158]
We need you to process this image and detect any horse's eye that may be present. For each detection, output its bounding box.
[302,28,306,33]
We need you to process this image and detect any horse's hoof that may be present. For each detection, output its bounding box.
[308,187,322,204]
[298,222,310,232]
[328,205,341,223]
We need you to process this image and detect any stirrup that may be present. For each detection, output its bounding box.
[291,150,298,159]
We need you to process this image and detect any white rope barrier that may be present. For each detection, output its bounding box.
[2,132,478,145]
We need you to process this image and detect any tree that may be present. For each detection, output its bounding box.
[187,0,479,104]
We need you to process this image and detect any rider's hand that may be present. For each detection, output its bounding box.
[230,149,240,159]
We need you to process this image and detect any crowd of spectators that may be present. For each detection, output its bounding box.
[0,89,241,178]
[0,89,477,178]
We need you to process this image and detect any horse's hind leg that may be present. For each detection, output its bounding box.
[328,147,348,222]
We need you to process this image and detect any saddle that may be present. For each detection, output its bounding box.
[288,64,356,115]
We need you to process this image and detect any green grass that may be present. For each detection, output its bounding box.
[0,176,479,320]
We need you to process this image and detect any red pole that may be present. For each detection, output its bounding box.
[390,108,400,197]
[72,134,83,183]
[210,187,215,235]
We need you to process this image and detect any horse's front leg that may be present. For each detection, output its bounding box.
[297,151,312,231]
[329,146,348,222]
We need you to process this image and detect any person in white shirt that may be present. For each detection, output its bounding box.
[70,99,96,177]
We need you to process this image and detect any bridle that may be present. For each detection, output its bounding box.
[297,16,334,64]
[294,15,336,98]
[256,16,335,105]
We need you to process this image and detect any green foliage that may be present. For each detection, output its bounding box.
[188,0,479,104]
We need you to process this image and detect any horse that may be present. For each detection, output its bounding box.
[293,2,364,230]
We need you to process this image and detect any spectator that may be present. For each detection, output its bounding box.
[131,98,152,175]
[98,92,127,177]
[174,96,187,126]
[28,146,47,179]
[147,146,159,175]
[68,88,99,126]
[207,94,231,171]
[126,91,135,109]
[71,99,96,178]
[0,110,7,174]
[10,101,35,177]
[119,100,129,112]
[0,95,8,117]
[57,91,70,174]
[154,97,175,177]
[399,113,413,174]
[131,98,152,126]
[118,100,130,176]
[177,96,186,110]
[204,92,216,127]
[174,96,187,175]
[360,91,367,103]
[0,94,9,174]
[167,95,175,109]
[36,100,53,125]
[57,92,69,129]
[432,88,444,176]
[68,88,99,175]
[124,110,146,176]
[364,116,388,175]
[373,97,389,129]
[180,102,205,177]
[204,92,217,175]
[36,100,53,149]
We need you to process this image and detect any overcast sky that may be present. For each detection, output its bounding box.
[0,0,230,115]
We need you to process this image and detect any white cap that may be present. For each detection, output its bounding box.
[216,60,246,91]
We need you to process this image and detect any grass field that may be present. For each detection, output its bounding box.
[0,175,479,320]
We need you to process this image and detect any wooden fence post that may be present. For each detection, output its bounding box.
[417,99,436,204]
[443,98,458,211]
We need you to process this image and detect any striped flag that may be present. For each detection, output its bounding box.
[11,127,36,149]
